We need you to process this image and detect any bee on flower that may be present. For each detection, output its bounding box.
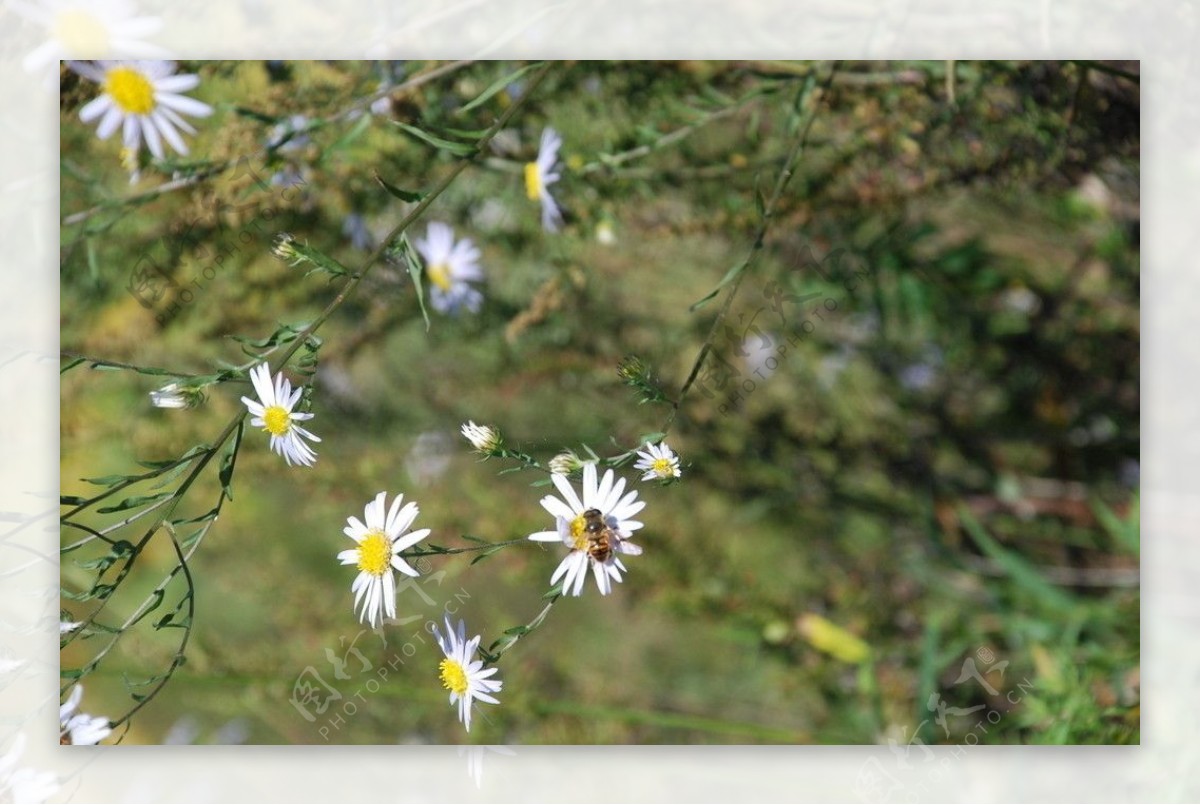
[69,60,212,159]
[528,463,644,596]
[240,362,321,467]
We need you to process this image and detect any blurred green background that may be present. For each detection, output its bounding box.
[60,60,1139,745]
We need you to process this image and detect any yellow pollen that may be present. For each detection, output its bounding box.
[54,9,109,56]
[356,529,393,577]
[652,457,674,476]
[426,262,452,292]
[569,513,589,551]
[261,405,291,437]
[524,162,542,201]
[439,658,469,695]
[104,66,156,115]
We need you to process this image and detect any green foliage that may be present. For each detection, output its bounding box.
[59,60,1138,745]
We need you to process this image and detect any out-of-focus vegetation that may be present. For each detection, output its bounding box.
[60,60,1139,745]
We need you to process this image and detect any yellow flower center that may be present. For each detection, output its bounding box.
[356,529,393,577]
[652,457,674,476]
[524,162,542,201]
[439,658,469,695]
[54,9,109,56]
[262,405,291,437]
[104,66,156,115]
[569,513,589,551]
[426,262,452,292]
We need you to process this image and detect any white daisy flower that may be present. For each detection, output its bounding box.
[413,222,484,315]
[11,0,165,75]
[70,60,213,160]
[337,492,431,628]
[528,463,645,596]
[0,734,59,803]
[460,421,500,453]
[524,127,563,232]
[59,684,112,746]
[633,441,682,481]
[432,616,502,732]
[240,362,321,467]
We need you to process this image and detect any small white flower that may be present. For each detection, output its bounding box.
[460,421,501,453]
[337,492,431,628]
[414,223,484,315]
[240,362,321,467]
[548,450,582,476]
[11,0,165,75]
[0,734,59,803]
[524,127,563,232]
[633,442,682,481]
[70,59,212,159]
[528,463,644,596]
[59,684,112,745]
[59,619,83,634]
[433,616,502,732]
[149,382,201,409]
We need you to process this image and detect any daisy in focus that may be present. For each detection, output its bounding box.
[59,684,112,745]
[528,462,645,596]
[433,616,502,732]
[12,0,165,74]
[338,492,431,628]
[240,362,321,467]
[634,441,682,481]
[70,60,212,159]
[524,127,563,232]
[414,222,485,315]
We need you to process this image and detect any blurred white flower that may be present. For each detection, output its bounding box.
[414,223,484,315]
[60,684,112,745]
[0,734,58,802]
[433,617,502,732]
[405,430,453,486]
[524,127,563,232]
[528,463,644,596]
[70,60,212,159]
[11,0,165,75]
[337,492,430,628]
[633,442,682,481]
[240,362,321,467]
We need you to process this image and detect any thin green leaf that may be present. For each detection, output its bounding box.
[96,492,173,514]
[392,122,478,156]
[373,171,425,203]
[957,506,1076,612]
[690,260,748,311]
[458,62,544,114]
